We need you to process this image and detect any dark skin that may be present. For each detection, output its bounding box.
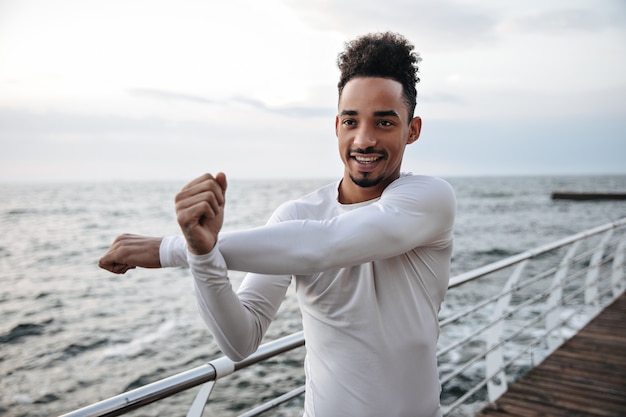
[335,77,421,204]
[175,172,227,255]
[98,172,227,272]
[99,77,420,271]
[98,234,162,274]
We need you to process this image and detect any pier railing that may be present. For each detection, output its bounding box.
[61,218,626,417]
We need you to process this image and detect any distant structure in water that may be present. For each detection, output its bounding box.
[551,191,626,200]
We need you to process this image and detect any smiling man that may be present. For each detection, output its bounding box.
[336,76,421,203]
[100,32,456,417]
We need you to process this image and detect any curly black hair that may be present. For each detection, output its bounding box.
[337,32,421,119]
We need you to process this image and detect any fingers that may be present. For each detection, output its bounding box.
[215,172,228,193]
[175,173,226,222]
[175,173,226,255]
[99,250,134,274]
[175,190,222,216]
[176,201,220,234]
[179,173,226,205]
[100,174,227,274]
[175,192,222,234]
[98,234,162,274]
[99,235,129,274]
[102,261,136,274]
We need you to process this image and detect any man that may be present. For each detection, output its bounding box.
[100,32,456,417]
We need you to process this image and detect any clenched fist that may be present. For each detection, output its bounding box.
[176,172,227,255]
[99,234,163,274]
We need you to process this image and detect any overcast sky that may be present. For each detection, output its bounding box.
[1,0,625,182]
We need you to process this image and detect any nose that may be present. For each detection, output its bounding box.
[353,125,377,149]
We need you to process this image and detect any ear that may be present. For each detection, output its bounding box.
[407,116,422,144]
[335,115,340,137]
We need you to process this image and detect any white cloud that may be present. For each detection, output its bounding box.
[0,0,625,181]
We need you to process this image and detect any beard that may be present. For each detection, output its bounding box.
[347,147,387,188]
[349,172,385,188]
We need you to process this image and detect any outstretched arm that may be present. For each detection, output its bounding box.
[103,173,289,361]
[219,175,455,275]
[98,172,227,274]
[157,175,456,276]
[109,173,456,275]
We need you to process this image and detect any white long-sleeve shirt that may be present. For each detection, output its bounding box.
[160,173,456,417]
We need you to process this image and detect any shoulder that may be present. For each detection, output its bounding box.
[383,174,456,236]
[268,180,339,223]
[384,173,456,205]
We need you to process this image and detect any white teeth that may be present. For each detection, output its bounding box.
[355,156,378,163]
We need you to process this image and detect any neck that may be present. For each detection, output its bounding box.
[337,173,399,204]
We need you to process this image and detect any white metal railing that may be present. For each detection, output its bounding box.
[438,217,626,416]
[60,218,626,417]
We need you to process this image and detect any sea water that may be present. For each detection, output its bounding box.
[1,175,625,416]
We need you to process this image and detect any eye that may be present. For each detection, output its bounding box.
[377,120,394,127]
[342,119,357,127]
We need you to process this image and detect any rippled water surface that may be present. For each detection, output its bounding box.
[1,175,625,416]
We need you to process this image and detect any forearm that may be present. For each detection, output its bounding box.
[160,220,401,275]
[188,245,268,361]
[162,187,455,275]
[160,220,383,274]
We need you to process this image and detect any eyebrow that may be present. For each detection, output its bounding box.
[374,110,400,118]
[339,109,401,118]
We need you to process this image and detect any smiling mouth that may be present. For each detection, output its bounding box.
[349,151,386,173]
[351,150,386,164]
[354,155,381,163]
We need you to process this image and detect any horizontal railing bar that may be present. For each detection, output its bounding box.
[442,229,621,330]
[568,241,619,270]
[441,258,618,385]
[440,260,585,357]
[441,263,554,329]
[444,325,548,415]
[233,331,304,372]
[440,270,559,356]
[60,364,219,417]
[59,332,305,417]
[238,386,305,417]
[60,218,625,417]
[442,297,548,386]
[439,290,499,327]
[441,247,592,328]
[443,278,622,415]
[449,218,626,288]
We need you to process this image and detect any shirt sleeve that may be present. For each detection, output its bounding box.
[219,176,456,275]
[159,234,189,268]
[188,246,291,361]
[158,175,454,360]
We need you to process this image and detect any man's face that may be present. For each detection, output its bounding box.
[335,77,420,201]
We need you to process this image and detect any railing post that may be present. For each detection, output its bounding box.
[611,239,626,298]
[187,381,216,417]
[546,242,580,353]
[485,260,528,402]
[186,356,236,417]
[57,219,626,417]
[585,230,613,308]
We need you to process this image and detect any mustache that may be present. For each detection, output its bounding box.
[350,147,388,157]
